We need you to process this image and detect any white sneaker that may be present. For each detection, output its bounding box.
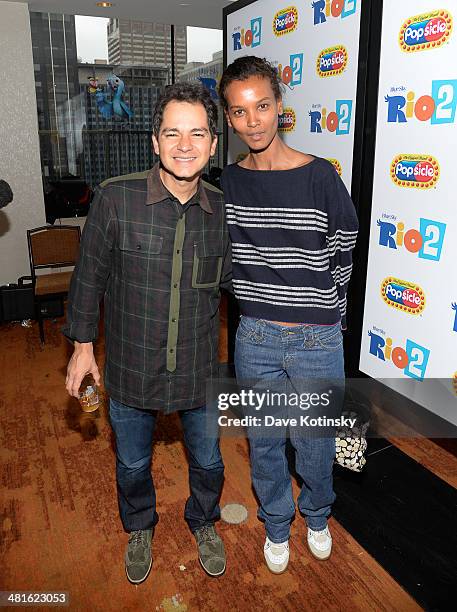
[264,536,290,574]
[307,526,332,560]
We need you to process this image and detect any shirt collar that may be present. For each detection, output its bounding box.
[146,163,213,213]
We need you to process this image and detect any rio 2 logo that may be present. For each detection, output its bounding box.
[377,216,446,262]
[276,53,304,87]
[399,10,453,53]
[312,0,357,25]
[309,100,352,135]
[385,80,457,124]
[368,329,430,381]
[452,303,457,332]
[232,17,262,51]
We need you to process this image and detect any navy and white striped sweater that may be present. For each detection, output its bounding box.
[221,157,359,328]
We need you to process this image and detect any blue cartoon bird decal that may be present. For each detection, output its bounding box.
[88,74,133,121]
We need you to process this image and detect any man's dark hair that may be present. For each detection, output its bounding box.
[218,56,284,112]
[152,82,218,138]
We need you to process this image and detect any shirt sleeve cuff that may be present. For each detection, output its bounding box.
[61,322,98,344]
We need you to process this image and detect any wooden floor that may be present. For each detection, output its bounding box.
[1,312,456,611]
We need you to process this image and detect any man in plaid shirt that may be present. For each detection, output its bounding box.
[64,83,231,584]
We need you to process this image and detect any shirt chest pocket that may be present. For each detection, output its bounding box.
[192,242,223,288]
[119,232,163,280]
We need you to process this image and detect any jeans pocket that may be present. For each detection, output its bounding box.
[315,324,343,351]
[236,316,265,344]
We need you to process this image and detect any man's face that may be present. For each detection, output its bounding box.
[153,100,217,180]
[224,76,282,152]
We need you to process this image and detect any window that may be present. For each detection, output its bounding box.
[31,13,226,191]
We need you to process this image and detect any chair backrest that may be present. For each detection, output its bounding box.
[27,225,81,271]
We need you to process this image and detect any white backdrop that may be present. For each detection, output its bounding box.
[226,0,361,190]
[359,1,457,424]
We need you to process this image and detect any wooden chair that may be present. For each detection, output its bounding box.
[27,225,81,343]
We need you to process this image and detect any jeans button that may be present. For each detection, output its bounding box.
[304,330,314,348]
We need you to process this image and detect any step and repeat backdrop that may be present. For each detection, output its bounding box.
[225,0,361,191]
[359,1,457,425]
[224,0,456,426]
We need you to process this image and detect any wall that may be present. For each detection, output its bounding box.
[0,1,46,285]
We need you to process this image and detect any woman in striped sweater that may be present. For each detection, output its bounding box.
[219,56,358,574]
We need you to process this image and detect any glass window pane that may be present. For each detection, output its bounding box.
[30,12,226,214]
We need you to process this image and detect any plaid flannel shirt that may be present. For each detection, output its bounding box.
[63,164,232,412]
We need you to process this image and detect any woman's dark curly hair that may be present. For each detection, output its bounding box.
[152,82,218,138]
[218,56,284,112]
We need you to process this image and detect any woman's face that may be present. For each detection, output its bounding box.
[224,75,283,152]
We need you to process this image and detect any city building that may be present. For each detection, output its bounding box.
[178,50,224,169]
[178,50,222,85]
[107,18,187,74]
[30,11,173,189]
[73,63,169,187]
[30,11,80,179]
[30,12,213,191]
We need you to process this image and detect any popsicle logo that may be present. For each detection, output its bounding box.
[381,277,425,315]
[385,80,457,125]
[452,302,457,332]
[278,107,296,132]
[317,45,348,77]
[391,154,440,189]
[327,158,342,175]
[273,6,298,36]
[232,17,262,51]
[309,100,352,135]
[368,327,430,381]
[377,215,446,262]
[312,0,357,25]
[399,10,453,52]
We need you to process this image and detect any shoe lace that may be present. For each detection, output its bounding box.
[129,530,144,547]
[198,525,216,543]
[311,527,330,540]
[266,538,289,553]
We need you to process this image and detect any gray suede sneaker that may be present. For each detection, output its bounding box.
[125,529,153,584]
[194,525,226,576]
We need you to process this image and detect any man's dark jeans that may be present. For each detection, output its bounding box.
[109,399,224,533]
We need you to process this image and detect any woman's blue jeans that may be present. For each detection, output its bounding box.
[235,316,344,543]
[109,400,224,533]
